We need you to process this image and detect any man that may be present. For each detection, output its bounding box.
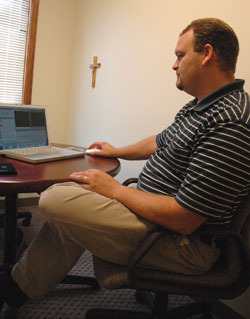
[1,18,250,310]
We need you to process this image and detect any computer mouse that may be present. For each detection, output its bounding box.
[86,148,101,154]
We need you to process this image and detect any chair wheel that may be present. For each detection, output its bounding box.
[22,217,31,226]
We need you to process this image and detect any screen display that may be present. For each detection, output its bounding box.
[0,106,48,150]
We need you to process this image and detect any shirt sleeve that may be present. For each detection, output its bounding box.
[156,129,168,148]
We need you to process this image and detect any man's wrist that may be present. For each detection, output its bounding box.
[111,184,128,201]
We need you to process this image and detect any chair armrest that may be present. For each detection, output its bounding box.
[127,226,250,281]
[127,228,173,277]
[196,227,250,263]
[122,178,138,186]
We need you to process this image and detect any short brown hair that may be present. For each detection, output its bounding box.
[181,18,239,73]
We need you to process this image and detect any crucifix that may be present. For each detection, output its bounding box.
[89,56,101,88]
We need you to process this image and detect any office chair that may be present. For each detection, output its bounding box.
[0,213,31,256]
[85,178,250,319]
[0,211,32,228]
[0,196,32,275]
[0,194,32,260]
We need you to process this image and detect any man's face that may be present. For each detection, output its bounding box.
[173,29,204,98]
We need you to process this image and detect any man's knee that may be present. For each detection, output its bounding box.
[39,182,82,216]
[39,184,61,215]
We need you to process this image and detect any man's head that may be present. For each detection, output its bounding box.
[181,18,239,73]
[173,18,239,99]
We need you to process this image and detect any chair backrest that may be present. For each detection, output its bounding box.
[231,192,250,235]
[242,214,250,248]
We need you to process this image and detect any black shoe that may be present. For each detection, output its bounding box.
[0,270,27,309]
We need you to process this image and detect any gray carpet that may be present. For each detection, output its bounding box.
[0,205,203,319]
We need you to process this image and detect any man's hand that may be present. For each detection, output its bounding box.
[86,136,158,160]
[86,142,118,157]
[69,169,121,199]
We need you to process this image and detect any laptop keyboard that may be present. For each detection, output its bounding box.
[9,146,61,156]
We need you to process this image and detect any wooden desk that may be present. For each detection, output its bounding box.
[0,150,120,268]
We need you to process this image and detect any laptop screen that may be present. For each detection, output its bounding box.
[0,106,49,150]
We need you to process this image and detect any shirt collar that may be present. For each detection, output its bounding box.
[192,79,245,111]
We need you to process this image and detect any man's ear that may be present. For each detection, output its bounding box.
[202,43,214,66]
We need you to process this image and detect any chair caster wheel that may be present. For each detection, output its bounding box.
[22,217,31,226]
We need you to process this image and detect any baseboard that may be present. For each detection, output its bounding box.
[18,195,40,208]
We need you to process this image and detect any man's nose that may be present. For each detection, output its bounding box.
[172,60,178,70]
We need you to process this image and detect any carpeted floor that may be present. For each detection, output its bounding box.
[0,205,205,319]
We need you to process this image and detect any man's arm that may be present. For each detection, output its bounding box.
[70,169,206,235]
[112,183,206,235]
[87,135,158,160]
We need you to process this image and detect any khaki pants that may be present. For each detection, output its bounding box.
[12,182,220,299]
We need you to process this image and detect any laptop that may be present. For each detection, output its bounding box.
[0,104,86,163]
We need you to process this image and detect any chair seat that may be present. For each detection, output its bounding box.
[93,257,131,289]
[93,236,248,300]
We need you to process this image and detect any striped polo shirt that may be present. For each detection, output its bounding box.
[137,80,250,225]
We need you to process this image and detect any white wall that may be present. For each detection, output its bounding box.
[67,0,189,181]
[32,0,76,143]
[32,0,250,317]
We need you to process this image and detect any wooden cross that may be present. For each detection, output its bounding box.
[89,56,101,88]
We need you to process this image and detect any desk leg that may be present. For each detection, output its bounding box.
[3,193,18,267]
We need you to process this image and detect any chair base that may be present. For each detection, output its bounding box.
[0,210,31,262]
[0,211,32,227]
[85,292,214,319]
[86,303,214,319]
[61,275,99,290]
[16,211,32,226]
